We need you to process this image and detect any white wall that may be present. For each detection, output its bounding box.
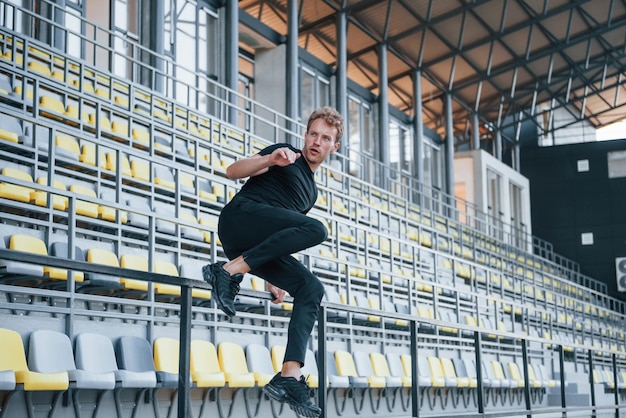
[454,150,532,251]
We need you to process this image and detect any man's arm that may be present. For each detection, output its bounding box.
[226,146,301,180]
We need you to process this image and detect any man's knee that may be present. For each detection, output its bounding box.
[308,278,325,304]
[306,218,328,244]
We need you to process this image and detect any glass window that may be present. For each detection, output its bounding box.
[299,64,330,122]
[348,98,362,177]
[162,1,219,104]
[301,69,315,122]
[65,7,82,59]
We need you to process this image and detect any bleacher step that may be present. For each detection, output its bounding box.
[547,393,590,406]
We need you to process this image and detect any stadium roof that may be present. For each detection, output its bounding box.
[239,0,626,143]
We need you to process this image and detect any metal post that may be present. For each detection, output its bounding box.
[588,349,596,417]
[224,0,239,125]
[612,353,619,418]
[558,344,567,410]
[410,319,420,417]
[474,331,485,414]
[177,285,193,418]
[286,0,299,143]
[378,42,390,189]
[472,112,480,151]
[413,69,424,207]
[317,306,327,418]
[445,93,455,215]
[522,339,532,418]
[336,10,348,122]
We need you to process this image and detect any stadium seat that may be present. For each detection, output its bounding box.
[440,357,472,407]
[0,114,30,144]
[119,253,149,294]
[190,340,225,418]
[129,157,150,182]
[217,341,255,388]
[0,328,68,417]
[152,337,180,388]
[0,165,34,203]
[179,210,205,242]
[333,351,370,388]
[43,242,85,285]
[197,177,218,203]
[82,247,122,293]
[68,182,99,218]
[115,336,158,388]
[0,234,46,283]
[125,195,151,230]
[78,143,107,169]
[106,152,132,177]
[323,286,348,322]
[178,260,212,305]
[198,216,221,245]
[153,201,176,236]
[369,352,410,410]
[245,343,274,387]
[0,73,21,103]
[98,189,128,223]
[190,340,225,387]
[77,332,156,418]
[153,165,175,190]
[270,346,319,389]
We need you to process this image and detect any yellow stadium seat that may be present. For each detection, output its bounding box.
[217,342,255,388]
[32,176,68,210]
[0,166,34,203]
[190,340,225,387]
[0,328,69,391]
[68,183,99,218]
[119,253,149,292]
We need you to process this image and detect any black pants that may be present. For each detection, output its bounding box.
[217,196,327,366]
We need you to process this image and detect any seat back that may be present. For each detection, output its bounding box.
[218,341,249,375]
[0,328,29,372]
[385,352,406,377]
[334,350,358,377]
[75,333,118,373]
[153,337,179,374]
[218,341,255,387]
[116,336,156,373]
[46,242,85,282]
[353,351,376,377]
[370,352,392,377]
[9,233,47,255]
[270,345,286,373]
[190,340,221,375]
[85,247,120,285]
[28,330,76,373]
[245,343,275,385]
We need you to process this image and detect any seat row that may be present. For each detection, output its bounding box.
[0,326,565,418]
[2,229,623,359]
[0,233,212,303]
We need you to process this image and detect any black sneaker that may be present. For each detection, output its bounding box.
[264,373,321,417]
[202,261,242,317]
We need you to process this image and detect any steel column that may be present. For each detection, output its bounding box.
[286,0,299,144]
[225,0,239,125]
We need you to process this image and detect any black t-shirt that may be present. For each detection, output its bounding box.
[234,143,318,214]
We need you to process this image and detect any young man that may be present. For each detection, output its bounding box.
[202,106,344,417]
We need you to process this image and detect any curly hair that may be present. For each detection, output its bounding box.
[306,106,344,143]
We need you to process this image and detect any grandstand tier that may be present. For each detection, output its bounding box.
[0,2,625,418]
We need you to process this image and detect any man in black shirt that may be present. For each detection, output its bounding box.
[203,107,344,417]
